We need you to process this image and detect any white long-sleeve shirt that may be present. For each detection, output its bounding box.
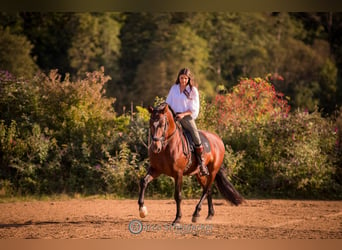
[166,84,200,120]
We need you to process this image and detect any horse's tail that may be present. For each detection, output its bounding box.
[215,167,244,206]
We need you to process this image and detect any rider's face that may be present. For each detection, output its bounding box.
[179,74,189,86]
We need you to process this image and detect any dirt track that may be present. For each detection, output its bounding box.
[0,198,341,239]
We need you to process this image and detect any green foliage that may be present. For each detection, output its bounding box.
[335,108,342,187]
[132,22,212,106]
[198,76,341,198]
[237,111,338,198]
[0,70,341,199]
[0,27,38,78]
[1,11,342,199]
[118,13,158,86]
[19,13,75,75]
[68,13,121,78]
[2,12,342,114]
[0,120,62,195]
[318,59,338,114]
[0,69,139,196]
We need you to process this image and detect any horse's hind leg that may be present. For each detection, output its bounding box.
[206,187,215,220]
[193,174,216,223]
[192,186,208,223]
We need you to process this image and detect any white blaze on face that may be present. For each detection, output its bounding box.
[153,121,159,130]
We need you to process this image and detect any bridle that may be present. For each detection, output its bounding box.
[150,113,177,148]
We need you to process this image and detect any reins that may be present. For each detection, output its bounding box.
[149,112,189,156]
[150,115,177,149]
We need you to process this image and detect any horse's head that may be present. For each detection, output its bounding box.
[148,102,176,154]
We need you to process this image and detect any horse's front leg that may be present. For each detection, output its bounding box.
[172,172,183,225]
[138,168,159,218]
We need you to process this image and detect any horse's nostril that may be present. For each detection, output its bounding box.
[152,143,161,154]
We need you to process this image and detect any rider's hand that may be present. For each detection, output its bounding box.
[176,113,184,120]
[176,111,192,120]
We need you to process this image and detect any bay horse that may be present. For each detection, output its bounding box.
[138,102,244,225]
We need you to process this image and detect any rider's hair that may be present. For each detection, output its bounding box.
[175,68,195,99]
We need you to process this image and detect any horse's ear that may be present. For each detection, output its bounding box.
[148,106,154,113]
[162,103,169,114]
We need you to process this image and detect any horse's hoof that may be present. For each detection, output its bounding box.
[172,219,182,227]
[206,215,213,221]
[139,206,148,218]
[172,215,182,226]
[192,215,199,223]
[172,222,181,228]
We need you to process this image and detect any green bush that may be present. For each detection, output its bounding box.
[199,76,341,198]
[226,111,339,198]
[0,120,61,195]
[0,71,340,199]
[0,69,138,196]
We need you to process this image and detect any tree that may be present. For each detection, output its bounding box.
[188,13,277,88]
[318,58,338,114]
[290,12,341,113]
[1,11,341,113]
[20,12,74,75]
[0,27,38,78]
[115,12,160,108]
[0,12,23,34]
[68,13,121,78]
[187,12,340,113]
[132,23,212,106]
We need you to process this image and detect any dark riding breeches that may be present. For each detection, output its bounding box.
[179,115,202,146]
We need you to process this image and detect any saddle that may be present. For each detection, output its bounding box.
[168,105,210,155]
[182,129,211,154]
[178,126,211,174]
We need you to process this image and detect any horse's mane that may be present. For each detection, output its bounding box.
[156,102,176,118]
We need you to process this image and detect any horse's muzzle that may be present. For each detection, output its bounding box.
[151,141,162,154]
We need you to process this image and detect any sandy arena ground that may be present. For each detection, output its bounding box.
[0,198,341,239]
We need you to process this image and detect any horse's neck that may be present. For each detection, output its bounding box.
[166,115,182,144]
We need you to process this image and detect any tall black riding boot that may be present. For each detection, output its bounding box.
[195,145,209,176]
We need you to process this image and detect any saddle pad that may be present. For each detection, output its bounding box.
[199,132,211,153]
[183,130,211,153]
